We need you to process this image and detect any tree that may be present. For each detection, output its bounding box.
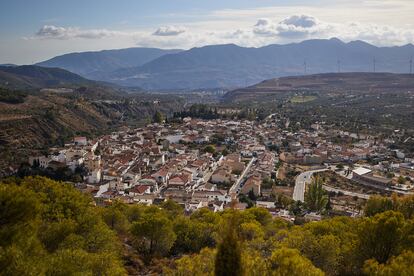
[172,216,217,254]
[160,199,184,219]
[363,250,414,276]
[168,248,216,276]
[244,207,272,226]
[290,200,305,216]
[0,183,45,275]
[358,211,407,264]
[305,176,329,212]
[267,248,324,276]
[204,145,216,154]
[215,214,243,276]
[101,201,129,234]
[0,176,126,275]
[262,177,274,189]
[336,164,344,170]
[130,207,176,261]
[397,176,406,185]
[364,195,394,217]
[240,221,264,241]
[248,189,257,201]
[153,111,164,123]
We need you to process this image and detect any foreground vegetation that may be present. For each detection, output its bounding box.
[1,176,414,275]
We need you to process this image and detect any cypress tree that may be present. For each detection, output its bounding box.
[215,214,243,276]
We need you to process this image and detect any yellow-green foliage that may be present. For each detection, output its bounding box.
[0,176,126,275]
[2,177,414,275]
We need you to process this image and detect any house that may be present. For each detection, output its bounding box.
[352,167,391,187]
[256,201,276,209]
[129,185,151,197]
[29,156,51,169]
[168,173,192,188]
[85,155,101,171]
[211,167,234,185]
[192,190,229,202]
[47,160,67,171]
[152,168,170,184]
[86,169,102,184]
[231,202,248,211]
[74,136,87,146]
[303,154,323,165]
[241,175,261,196]
[208,201,225,212]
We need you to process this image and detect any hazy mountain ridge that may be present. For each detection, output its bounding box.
[89,38,414,90]
[36,48,182,77]
[35,38,414,90]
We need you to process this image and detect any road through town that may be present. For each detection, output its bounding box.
[230,157,256,194]
[293,168,327,202]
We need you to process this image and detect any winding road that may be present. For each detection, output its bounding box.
[293,168,327,202]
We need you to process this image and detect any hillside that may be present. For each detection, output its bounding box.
[87,38,414,90]
[0,87,184,174]
[224,72,414,102]
[37,47,182,77]
[0,65,95,90]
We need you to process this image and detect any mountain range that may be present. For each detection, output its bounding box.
[36,38,414,90]
[37,48,182,77]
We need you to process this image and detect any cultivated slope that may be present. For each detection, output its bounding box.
[224,72,414,102]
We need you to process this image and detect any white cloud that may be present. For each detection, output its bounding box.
[153,26,186,36]
[29,16,414,52]
[34,25,127,40]
[253,15,334,39]
[253,18,277,36]
[281,15,317,28]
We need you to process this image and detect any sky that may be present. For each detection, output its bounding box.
[1,0,414,64]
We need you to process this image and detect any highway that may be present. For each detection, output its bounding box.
[293,168,327,202]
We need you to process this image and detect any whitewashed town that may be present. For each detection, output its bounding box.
[28,115,414,221]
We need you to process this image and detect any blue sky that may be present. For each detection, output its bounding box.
[1,0,413,64]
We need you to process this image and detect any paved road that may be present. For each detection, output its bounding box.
[230,157,256,194]
[293,169,327,202]
[322,185,371,199]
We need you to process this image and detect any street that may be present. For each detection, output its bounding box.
[293,168,327,202]
[230,157,256,194]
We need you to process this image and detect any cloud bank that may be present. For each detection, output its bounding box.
[31,14,414,49]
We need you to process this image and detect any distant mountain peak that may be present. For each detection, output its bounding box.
[347,40,375,47]
[329,37,344,43]
[30,38,414,90]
